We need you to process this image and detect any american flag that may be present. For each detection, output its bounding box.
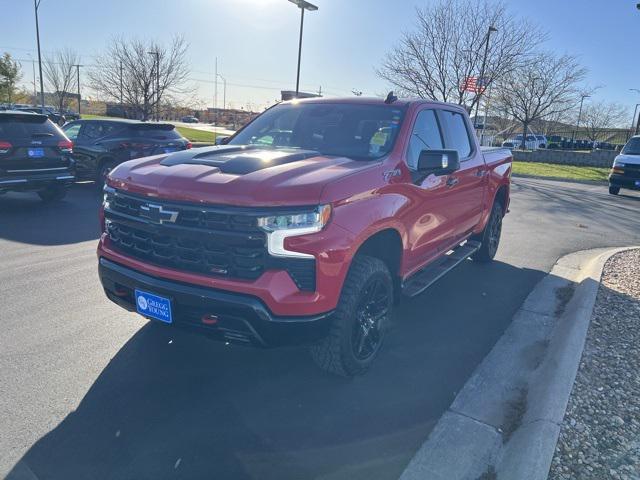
[461,76,488,93]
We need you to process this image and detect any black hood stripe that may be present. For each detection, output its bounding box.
[160,145,320,175]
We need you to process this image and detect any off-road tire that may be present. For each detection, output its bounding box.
[310,255,393,377]
[472,201,504,263]
[37,185,67,202]
[609,186,620,195]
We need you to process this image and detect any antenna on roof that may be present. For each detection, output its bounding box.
[384,91,398,104]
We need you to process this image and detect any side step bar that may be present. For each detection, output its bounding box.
[401,240,482,298]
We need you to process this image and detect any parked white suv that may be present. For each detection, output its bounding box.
[502,134,547,150]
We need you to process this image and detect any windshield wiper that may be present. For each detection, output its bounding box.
[31,133,54,137]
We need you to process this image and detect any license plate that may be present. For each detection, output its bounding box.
[135,289,172,323]
[163,147,176,153]
[28,148,45,158]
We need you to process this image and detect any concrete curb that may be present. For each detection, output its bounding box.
[400,247,638,480]
[512,173,607,186]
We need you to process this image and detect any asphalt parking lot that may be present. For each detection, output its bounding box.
[1,178,640,480]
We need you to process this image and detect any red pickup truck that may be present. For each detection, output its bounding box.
[98,96,512,376]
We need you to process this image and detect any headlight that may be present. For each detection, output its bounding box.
[103,185,115,209]
[257,205,332,258]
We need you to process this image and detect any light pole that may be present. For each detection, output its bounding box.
[73,64,82,115]
[288,0,318,97]
[34,0,45,112]
[571,94,590,145]
[473,26,497,128]
[217,73,227,112]
[147,51,160,121]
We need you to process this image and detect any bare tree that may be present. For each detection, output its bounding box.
[377,0,545,112]
[88,36,190,120]
[43,48,79,112]
[493,53,588,149]
[580,100,629,145]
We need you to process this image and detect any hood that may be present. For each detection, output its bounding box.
[615,153,640,165]
[107,145,375,206]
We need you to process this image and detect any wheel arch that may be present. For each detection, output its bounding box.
[352,228,404,299]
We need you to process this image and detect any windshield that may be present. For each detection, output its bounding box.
[229,102,405,160]
[622,137,640,155]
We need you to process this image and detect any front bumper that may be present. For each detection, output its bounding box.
[609,173,640,190]
[0,169,75,192]
[99,257,334,347]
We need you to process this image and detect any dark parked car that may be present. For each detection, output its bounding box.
[62,119,192,185]
[181,115,199,123]
[16,107,66,126]
[61,109,81,121]
[0,110,75,201]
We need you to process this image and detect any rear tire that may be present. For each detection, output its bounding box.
[37,185,67,202]
[609,186,620,195]
[310,255,393,377]
[472,201,504,263]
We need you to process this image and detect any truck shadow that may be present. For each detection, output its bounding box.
[5,260,544,480]
[0,183,102,246]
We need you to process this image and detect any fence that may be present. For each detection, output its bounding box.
[477,128,635,151]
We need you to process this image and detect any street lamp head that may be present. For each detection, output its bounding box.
[488,26,498,32]
[288,0,318,11]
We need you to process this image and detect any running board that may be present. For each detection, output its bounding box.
[401,240,481,298]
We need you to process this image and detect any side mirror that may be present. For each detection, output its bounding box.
[417,149,460,175]
[215,136,230,145]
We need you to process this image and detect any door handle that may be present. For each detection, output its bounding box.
[475,168,486,178]
[446,176,459,188]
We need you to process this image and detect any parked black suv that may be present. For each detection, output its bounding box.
[0,111,75,201]
[15,107,66,126]
[62,119,192,185]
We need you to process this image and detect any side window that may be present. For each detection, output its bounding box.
[406,109,443,170]
[81,122,103,140]
[63,123,81,141]
[441,111,472,159]
[100,122,120,137]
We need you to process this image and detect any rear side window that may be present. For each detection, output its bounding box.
[441,111,472,159]
[0,116,62,140]
[130,126,181,140]
[406,109,444,170]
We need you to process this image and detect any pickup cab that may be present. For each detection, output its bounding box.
[98,96,512,376]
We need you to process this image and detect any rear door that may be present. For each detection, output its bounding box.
[437,109,487,239]
[0,114,71,177]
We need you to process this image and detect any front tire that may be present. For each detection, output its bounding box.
[609,186,620,195]
[472,201,504,262]
[310,255,393,377]
[37,185,67,202]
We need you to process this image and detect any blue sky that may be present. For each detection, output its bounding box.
[2,0,639,113]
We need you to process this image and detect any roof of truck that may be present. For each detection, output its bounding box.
[280,96,460,109]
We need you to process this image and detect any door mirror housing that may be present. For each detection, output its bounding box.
[417,149,460,175]
[215,136,230,145]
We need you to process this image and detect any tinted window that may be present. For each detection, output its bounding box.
[81,122,104,140]
[441,111,472,158]
[0,115,62,140]
[622,137,640,155]
[63,123,81,140]
[130,125,181,139]
[406,109,443,170]
[230,103,406,160]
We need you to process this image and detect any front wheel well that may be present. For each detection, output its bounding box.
[353,228,403,299]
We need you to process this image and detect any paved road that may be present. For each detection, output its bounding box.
[1,178,639,480]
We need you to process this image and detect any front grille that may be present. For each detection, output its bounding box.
[104,189,316,290]
[107,220,266,280]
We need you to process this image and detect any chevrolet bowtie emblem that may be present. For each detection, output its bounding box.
[139,203,179,224]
